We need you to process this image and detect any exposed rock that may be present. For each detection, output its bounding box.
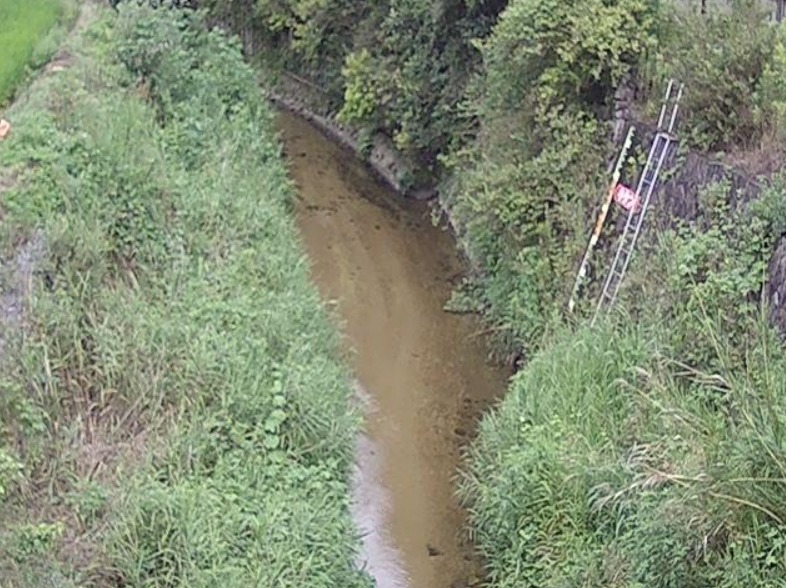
[208,5,436,201]
[267,83,434,200]
[612,71,636,145]
[0,231,46,360]
[767,237,786,335]
[609,122,786,332]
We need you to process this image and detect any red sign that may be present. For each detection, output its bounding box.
[614,184,641,213]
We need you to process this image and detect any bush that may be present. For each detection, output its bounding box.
[464,172,786,588]
[755,27,786,145]
[650,0,777,152]
[0,5,369,586]
[439,0,657,352]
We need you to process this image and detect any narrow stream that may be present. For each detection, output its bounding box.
[277,111,510,588]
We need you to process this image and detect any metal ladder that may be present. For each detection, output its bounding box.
[591,80,684,325]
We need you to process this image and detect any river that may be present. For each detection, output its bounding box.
[277,111,510,588]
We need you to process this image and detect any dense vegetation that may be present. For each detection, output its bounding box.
[197,0,786,585]
[5,0,786,586]
[459,3,786,583]
[0,0,77,104]
[199,0,786,348]
[462,176,786,586]
[0,5,368,586]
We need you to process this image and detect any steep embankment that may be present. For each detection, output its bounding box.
[0,5,367,586]
[462,163,786,585]
[202,0,786,345]
[266,75,426,198]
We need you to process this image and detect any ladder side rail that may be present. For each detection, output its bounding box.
[591,131,664,324]
[592,79,684,324]
[597,134,669,315]
[607,129,666,266]
[631,136,673,236]
[593,211,637,322]
[626,134,671,249]
[614,135,672,282]
[656,80,675,129]
[607,134,675,305]
[605,225,639,309]
[592,209,642,323]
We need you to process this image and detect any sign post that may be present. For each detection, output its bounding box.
[568,126,634,313]
[613,183,641,213]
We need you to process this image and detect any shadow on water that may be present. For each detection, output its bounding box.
[277,110,510,588]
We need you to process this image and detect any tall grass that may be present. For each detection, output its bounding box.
[0,0,66,104]
[463,320,786,587]
[0,5,369,586]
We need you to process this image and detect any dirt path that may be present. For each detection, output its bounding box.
[277,111,510,588]
[0,0,100,358]
[44,0,100,73]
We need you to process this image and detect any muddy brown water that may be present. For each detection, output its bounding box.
[277,111,510,588]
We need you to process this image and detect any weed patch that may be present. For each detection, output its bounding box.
[463,172,786,586]
[463,320,786,587]
[0,5,369,586]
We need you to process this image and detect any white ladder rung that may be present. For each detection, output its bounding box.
[591,80,684,324]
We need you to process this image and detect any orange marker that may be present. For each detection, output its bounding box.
[568,126,634,313]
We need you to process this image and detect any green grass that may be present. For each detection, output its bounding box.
[0,0,65,104]
[0,5,370,587]
[463,321,786,588]
[461,177,786,587]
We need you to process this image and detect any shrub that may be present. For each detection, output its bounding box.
[755,27,786,145]
[0,5,370,586]
[650,0,776,152]
[440,0,657,351]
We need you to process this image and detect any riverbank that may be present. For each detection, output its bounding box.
[239,3,786,584]
[267,79,436,201]
[237,3,786,586]
[0,5,368,585]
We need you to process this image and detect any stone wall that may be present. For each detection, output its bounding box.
[207,7,435,200]
[266,73,430,198]
[613,123,786,333]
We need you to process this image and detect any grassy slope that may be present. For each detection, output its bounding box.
[0,0,67,104]
[461,184,786,586]
[463,325,786,587]
[0,5,368,587]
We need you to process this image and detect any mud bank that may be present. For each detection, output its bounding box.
[277,110,510,588]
